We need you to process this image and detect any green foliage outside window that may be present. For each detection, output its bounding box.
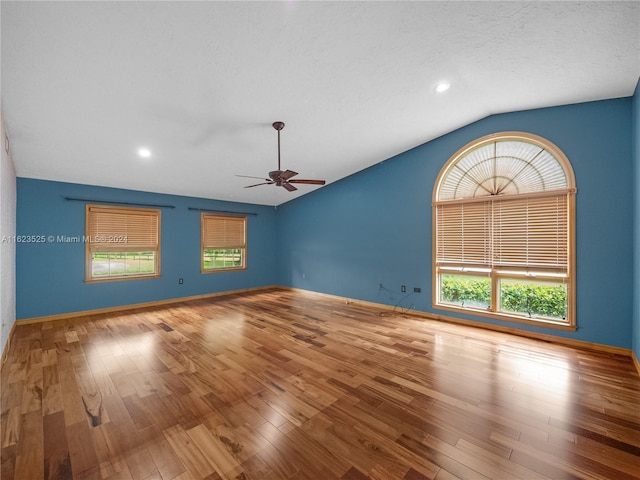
[440,275,491,309]
[499,279,567,319]
[441,275,567,320]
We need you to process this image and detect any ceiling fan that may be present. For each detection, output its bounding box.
[238,121,326,192]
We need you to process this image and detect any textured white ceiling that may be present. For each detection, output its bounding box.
[2,1,639,206]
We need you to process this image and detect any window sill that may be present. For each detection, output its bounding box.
[201,267,247,274]
[86,273,161,283]
[434,303,576,331]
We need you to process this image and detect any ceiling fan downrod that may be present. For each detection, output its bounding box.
[273,121,284,171]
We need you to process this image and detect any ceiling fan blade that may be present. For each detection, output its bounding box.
[244,181,274,188]
[282,182,297,192]
[281,170,298,180]
[288,179,326,185]
[236,174,270,181]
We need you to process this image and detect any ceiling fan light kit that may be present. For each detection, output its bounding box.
[238,122,326,192]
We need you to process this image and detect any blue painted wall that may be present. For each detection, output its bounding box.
[16,179,277,319]
[633,80,640,362]
[277,98,635,349]
[16,97,637,351]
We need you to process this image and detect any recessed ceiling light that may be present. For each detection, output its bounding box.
[138,147,151,158]
[435,81,451,93]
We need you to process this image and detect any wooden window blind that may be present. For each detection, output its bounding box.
[493,193,568,271]
[436,200,492,267]
[86,205,160,253]
[435,191,569,273]
[202,214,246,250]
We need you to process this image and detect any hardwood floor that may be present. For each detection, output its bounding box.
[1,288,639,480]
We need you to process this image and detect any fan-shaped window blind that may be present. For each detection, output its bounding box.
[437,139,569,200]
[433,132,576,328]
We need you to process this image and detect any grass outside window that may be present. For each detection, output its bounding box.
[91,251,156,277]
[203,248,243,270]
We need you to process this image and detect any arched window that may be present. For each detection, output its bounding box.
[433,132,576,329]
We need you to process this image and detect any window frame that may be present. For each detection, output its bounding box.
[85,204,161,283]
[432,132,576,330]
[200,213,247,273]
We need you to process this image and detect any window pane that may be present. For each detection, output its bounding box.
[203,248,244,270]
[499,278,567,320]
[439,273,491,309]
[91,251,156,278]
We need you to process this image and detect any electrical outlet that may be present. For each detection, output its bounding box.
[401,285,406,293]
[178,278,184,284]
[414,287,421,293]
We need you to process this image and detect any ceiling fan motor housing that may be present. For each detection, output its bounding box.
[269,170,283,185]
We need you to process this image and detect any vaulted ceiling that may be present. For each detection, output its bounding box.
[2,1,639,206]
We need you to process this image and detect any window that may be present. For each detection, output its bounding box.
[433,132,576,329]
[85,205,160,282]
[201,213,246,272]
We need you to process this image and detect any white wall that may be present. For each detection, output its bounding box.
[1,108,17,358]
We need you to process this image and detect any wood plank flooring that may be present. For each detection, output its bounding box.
[1,288,639,480]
